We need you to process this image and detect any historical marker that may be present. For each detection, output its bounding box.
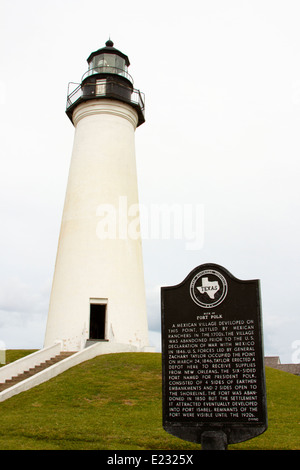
[161,263,267,449]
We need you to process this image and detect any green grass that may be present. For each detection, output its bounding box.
[0,349,37,366]
[0,351,299,450]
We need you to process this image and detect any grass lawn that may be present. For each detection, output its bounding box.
[0,352,299,450]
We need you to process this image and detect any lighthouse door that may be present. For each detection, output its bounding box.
[89,303,106,340]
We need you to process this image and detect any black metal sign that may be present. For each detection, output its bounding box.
[161,263,267,448]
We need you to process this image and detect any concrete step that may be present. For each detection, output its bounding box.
[0,351,75,392]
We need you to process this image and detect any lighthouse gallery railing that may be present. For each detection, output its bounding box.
[66,80,145,117]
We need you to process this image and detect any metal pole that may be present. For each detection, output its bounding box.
[201,431,228,450]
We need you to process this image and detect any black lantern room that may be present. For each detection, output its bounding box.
[66,40,145,126]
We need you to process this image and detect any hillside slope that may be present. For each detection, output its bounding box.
[0,352,299,450]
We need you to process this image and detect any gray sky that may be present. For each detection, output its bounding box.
[0,0,300,363]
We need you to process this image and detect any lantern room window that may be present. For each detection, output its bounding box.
[88,53,128,76]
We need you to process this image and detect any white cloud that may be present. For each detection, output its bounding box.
[0,277,50,315]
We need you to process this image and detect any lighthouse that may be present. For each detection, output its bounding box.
[44,40,150,352]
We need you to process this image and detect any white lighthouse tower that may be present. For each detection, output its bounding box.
[44,40,150,352]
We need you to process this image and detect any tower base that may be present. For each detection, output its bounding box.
[85,339,155,352]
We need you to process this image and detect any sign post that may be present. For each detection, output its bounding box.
[161,263,267,449]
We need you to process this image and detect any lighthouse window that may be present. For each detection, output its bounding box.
[105,54,115,66]
[96,79,106,96]
[116,56,126,73]
[96,56,108,67]
[89,303,106,340]
[88,54,128,78]
[89,54,112,71]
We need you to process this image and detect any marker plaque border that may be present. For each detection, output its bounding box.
[161,263,268,445]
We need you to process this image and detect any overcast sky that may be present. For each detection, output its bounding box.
[0,0,300,363]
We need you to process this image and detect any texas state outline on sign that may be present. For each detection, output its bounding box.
[197,277,220,299]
